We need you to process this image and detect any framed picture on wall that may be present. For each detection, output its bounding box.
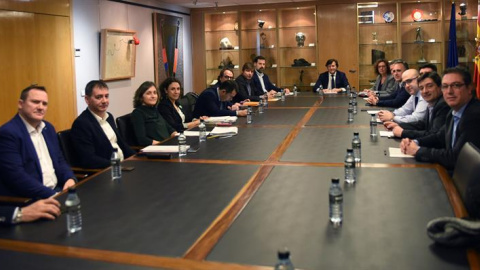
[100,29,137,81]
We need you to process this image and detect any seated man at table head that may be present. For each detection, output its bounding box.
[378,69,427,124]
[131,81,177,146]
[386,72,449,139]
[400,66,480,170]
[0,198,61,225]
[193,80,247,118]
[252,55,289,97]
[233,62,264,103]
[0,85,76,198]
[366,59,410,108]
[71,80,135,169]
[312,58,350,93]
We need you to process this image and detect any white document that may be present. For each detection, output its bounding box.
[389,147,414,158]
[367,110,381,114]
[210,126,238,136]
[204,116,238,123]
[183,131,210,137]
[141,145,190,153]
[379,131,394,137]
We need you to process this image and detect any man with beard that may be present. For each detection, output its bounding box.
[252,55,290,97]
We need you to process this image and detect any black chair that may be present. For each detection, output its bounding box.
[57,129,99,179]
[452,142,480,218]
[179,92,198,121]
[116,113,138,148]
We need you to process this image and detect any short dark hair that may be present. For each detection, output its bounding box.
[373,59,391,76]
[325,59,338,67]
[443,66,472,87]
[242,62,254,72]
[133,81,158,108]
[159,77,182,101]
[217,68,234,81]
[85,80,108,96]
[418,72,441,87]
[253,55,266,63]
[390,59,409,70]
[20,85,47,101]
[419,63,438,73]
[219,80,238,93]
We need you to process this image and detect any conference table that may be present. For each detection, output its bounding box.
[0,92,478,270]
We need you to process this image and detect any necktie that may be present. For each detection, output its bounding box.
[414,96,418,108]
[247,83,252,96]
[330,74,335,89]
[451,115,460,148]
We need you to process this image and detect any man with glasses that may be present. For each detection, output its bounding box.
[385,72,449,138]
[401,67,480,170]
[252,55,290,98]
[193,80,247,118]
[367,60,410,108]
[378,69,427,123]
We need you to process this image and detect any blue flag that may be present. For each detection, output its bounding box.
[447,2,458,67]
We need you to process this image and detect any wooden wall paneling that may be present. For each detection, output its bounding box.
[191,11,206,93]
[317,3,359,88]
[0,0,70,17]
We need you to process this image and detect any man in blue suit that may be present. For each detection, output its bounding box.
[252,55,290,97]
[313,59,350,92]
[0,85,76,198]
[0,198,61,225]
[193,80,247,118]
[71,81,134,169]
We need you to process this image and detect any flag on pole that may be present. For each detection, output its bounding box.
[447,2,458,68]
[474,1,480,98]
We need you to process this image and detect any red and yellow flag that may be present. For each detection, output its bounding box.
[474,3,480,98]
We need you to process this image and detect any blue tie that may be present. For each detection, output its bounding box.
[451,115,460,148]
[414,96,418,108]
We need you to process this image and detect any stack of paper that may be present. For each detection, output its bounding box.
[209,126,238,136]
[205,116,238,124]
[182,131,210,136]
[141,145,190,153]
[379,131,394,137]
[389,147,414,158]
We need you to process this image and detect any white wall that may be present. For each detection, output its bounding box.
[72,0,192,118]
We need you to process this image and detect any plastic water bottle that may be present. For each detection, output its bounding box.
[258,97,264,114]
[346,85,351,96]
[318,85,324,96]
[352,97,358,114]
[198,119,207,142]
[352,132,362,163]
[370,114,377,137]
[348,101,354,122]
[345,149,356,184]
[111,148,121,180]
[293,84,298,96]
[281,89,286,102]
[65,187,82,234]
[263,94,269,108]
[178,131,187,157]
[329,178,343,225]
[247,106,252,124]
[274,248,295,270]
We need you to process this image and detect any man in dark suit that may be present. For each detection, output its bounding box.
[71,80,134,169]
[0,198,61,225]
[234,62,264,103]
[193,80,247,118]
[367,60,410,108]
[401,67,480,170]
[0,85,76,198]
[312,58,349,92]
[385,72,449,139]
[252,55,289,97]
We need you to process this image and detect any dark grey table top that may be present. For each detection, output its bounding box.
[208,166,468,270]
[238,108,309,126]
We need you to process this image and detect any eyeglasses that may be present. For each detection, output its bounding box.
[400,76,418,87]
[441,83,465,90]
[223,75,234,80]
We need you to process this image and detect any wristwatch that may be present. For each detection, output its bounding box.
[13,207,23,223]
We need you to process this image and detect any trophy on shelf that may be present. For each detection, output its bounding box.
[372,32,378,44]
[414,27,427,63]
[295,32,306,47]
[260,32,267,49]
[219,37,234,50]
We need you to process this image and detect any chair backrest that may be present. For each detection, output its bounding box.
[57,129,79,167]
[453,142,480,218]
[116,113,138,147]
[179,92,198,121]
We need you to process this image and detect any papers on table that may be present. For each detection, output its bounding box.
[366,110,380,115]
[363,97,369,101]
[210,126,238,136]
[243,101,259,107]
[388,147,414,158]
[322,89,339,94]
[183,131,210,136]
[205,116,238,124]
[141,145,190,153]
[379,131,394,138]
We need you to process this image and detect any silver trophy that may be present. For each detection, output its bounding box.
[295,32,306,47]
[372,32,378,44]
[414,27,427,63]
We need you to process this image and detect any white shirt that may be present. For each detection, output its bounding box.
[393,90,427,123]
[19,115,58,189]
[89,109,124,161]
[255,70,267,93]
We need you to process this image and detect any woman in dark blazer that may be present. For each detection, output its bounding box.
[158,78,204,132]
[367,59,396,94]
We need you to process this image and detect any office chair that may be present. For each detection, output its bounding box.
[116,113,139,148]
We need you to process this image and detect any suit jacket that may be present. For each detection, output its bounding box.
[416,98,480,170]
[376,84,410,108]
[71,110,135,169]
[234,75,264,103]
[372,74,396,94]
[400,96,449,139]
[158,99,191,132]
[0,114,74,198]
[252,71,281,93]
[0,206,15,224]
[193,87,236,118]
[312,70,349,91]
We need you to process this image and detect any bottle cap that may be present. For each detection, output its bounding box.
[331,178,340,184]
[347,148,353,152]
[354,132,359,136]
[277,248,290,259]
[68,187,76,193]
